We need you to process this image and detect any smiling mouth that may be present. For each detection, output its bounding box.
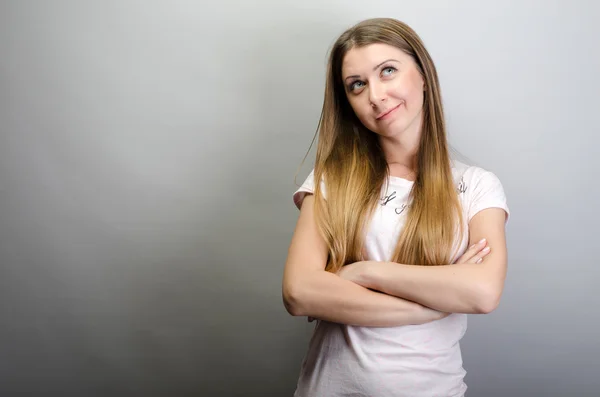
[376,104,401,120]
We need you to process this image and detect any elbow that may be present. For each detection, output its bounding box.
[475,296,500,314]
[473,284,502,314]
[282,283,307,317]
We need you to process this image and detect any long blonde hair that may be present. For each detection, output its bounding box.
[306,18,463,272]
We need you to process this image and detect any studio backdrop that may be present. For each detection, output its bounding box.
[0,1,598,396]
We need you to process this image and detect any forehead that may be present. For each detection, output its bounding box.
[342,43,413,76]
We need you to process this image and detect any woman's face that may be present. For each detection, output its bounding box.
[341,43,426,139]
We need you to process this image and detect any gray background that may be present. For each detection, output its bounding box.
[1,1,598,396]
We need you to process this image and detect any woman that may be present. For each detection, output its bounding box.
[282,18,509,396]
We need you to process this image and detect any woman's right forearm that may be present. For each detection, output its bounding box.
[283,270,445,327]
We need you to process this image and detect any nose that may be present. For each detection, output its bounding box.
[369,81,387,108]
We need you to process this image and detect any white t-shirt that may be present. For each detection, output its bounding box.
[291,160,510,397]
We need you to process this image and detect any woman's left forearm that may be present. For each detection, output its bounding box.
[359,261,505,314]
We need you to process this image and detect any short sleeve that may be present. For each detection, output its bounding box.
[466,168,510,224]
[293,169,326,210]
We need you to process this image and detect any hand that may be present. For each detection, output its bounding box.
[337,261,369,285]
[418,304,451,323]
[454,238,490,264]
[307,261,370,324]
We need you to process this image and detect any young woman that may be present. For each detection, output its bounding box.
[282,18,509,397]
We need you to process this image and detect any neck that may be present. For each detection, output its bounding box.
[378,113,422,177]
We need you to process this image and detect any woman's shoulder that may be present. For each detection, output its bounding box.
[451,160,510,221]
[293,168,325,210]
[451,160,502,186]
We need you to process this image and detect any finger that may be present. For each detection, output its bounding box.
[473,246,491,263]
[466,246,491,264]
[457,243,490,263]
[455,239,488,264]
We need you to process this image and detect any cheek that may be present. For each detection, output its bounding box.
[402,76,425,107]
[390,78,418,102]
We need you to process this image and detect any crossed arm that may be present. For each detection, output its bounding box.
[338,207,508,314]
[282,195,508,327]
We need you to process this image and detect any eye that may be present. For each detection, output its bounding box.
[381,66,397,76]
[348,80,365,92]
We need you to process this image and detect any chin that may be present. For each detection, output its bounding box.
[373,122,408,138]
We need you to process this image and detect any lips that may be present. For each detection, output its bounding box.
[376,103,401,120]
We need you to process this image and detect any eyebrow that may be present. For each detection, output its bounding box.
[344,59,400,82]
